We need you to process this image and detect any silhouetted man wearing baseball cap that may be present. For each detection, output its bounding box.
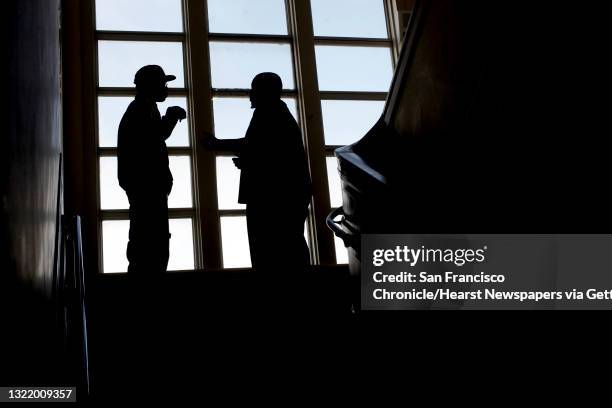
[117,65,186,278]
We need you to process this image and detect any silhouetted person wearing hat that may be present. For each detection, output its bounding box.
[118,65,186,278]
[204,72,312,273]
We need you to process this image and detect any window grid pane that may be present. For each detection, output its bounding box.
[311,0,389,38]
[334,236,349,264]
[207,0,288,35]
[99,156,194,210]
[102,218,195,273]
[209,42,295,90]
[315,45,393,92]
[99,156,129,210]
[326,157,343,209]
[101,220,130,273]
[167,218,196,271]
[95,0,184,32]
[98,96,190,147]
[168,156,194,208]
[216,156,245,210]
[220,216,251,268]
[321,100,385,146]
[97,40,185,88]
[212,97,297,139]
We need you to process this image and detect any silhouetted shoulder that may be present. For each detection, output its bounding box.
[119,100,139,129]
[125,98,156,120]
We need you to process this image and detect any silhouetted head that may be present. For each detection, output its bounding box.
[250,72,282,108]
[134,65,176,102]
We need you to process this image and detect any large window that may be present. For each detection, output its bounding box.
[91,0,396,272]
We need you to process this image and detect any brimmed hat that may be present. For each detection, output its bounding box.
[134,65,176,85]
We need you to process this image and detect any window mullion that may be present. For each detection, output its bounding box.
[184,0,223,269]
[97,87,188,96]
[62,0,100,274]
[320,91,388,101]
[384,0,402,64]
[208,33,291,43]
[287,0,337,265]
[96,31,186,42]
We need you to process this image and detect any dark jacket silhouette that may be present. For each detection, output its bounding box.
[117,65,185,276]
[206,72,312,272]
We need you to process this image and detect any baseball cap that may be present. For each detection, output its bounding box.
[134,65,176,85]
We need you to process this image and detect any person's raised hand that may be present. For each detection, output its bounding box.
[201,130,217,149]
[166,106,187,122]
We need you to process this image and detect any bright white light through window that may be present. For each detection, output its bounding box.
[311,0,388,38]
[98,41,185,88]
[98,96,189,147]
[326,157,343,208]
[99,157,128,210]
[220,216,251,268]
[102,218,194,273]
[321,100,385,146]
[99,156,192,210]
[216,156,245,210]
[101,220,130,273]
[209,42,294,89]
[212,97,297,139]
[95,0,183,32]
[167,156,193,208]
[315,45,393,92]
[207,0,287,35]
[334,236,349,264]
[167,218,195,271]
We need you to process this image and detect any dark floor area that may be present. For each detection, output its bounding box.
[86,267,354,401]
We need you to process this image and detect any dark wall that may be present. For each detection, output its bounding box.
[1,0,62,383]
[382,0,611,232]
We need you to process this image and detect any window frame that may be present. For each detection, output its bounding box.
[63,0,400,275]
[308,0,398,263]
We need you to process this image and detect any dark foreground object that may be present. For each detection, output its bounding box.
[87,269,352,402]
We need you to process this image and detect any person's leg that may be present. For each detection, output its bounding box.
[127,194,169,274]
[151,195,170,275]
[276,208,310,270]
[127,205,147,276]
[247,203,310,272]
[126,193,169,330]
[142,196,169,320]
[246,204,275,271]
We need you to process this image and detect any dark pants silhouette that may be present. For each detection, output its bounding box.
[126,192,170,277]
[246,202,310,273]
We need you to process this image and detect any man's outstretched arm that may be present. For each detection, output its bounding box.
[201,131,245,153]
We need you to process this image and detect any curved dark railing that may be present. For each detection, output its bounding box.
[325,3,420,251]
[326,206,356,248]
[55,212,91,397]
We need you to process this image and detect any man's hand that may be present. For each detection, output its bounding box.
[201,131,245,153]
[202,130,218,149]
[166,106,187,122]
